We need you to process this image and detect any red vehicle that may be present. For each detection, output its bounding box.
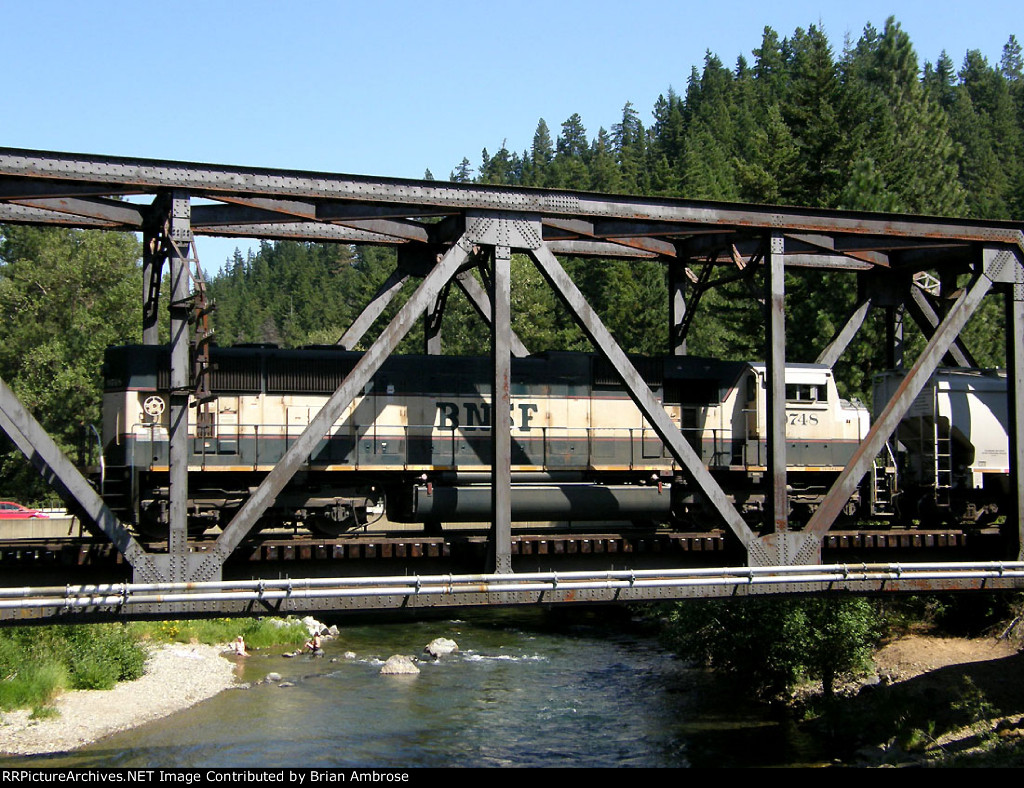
[0,501,49,519]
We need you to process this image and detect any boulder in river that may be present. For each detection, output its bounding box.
[423,638,459,659]
[380,655,420,675]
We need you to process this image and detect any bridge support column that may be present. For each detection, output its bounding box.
[166,191,193,582]
[1001,250,1024,559]
[765,233,788,536]
[490,245,513,573]
[669,259,688,355]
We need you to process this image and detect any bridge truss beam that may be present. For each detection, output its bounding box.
[2,147,1024,618]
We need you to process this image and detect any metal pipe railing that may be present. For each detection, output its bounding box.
[2,561,1023,611]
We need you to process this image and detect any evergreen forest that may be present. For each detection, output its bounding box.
[1,17,1023,504]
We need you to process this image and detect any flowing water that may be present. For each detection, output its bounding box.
[4,610,824,768]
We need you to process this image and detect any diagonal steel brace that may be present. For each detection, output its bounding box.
[529,243,761,553]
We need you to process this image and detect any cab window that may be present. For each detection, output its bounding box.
[785,384,821,403]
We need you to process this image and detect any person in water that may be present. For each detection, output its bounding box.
[234,635,249,656]
[305,632,323,656]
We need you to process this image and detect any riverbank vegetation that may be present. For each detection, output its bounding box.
[0,624,145,717]
[127,617,310,650]
[0,617,311,718]
[658,593,1024,765]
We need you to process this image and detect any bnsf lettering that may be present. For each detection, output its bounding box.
[436,402,539,431]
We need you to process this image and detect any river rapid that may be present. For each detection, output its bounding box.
[4,609,823,768]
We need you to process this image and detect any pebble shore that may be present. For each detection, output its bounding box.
[0,643,239,757]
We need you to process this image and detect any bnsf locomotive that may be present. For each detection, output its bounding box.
[99,344,872,536]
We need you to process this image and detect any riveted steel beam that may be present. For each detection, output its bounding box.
[906,283,978,368]
[199,221,399,244]
[1007,267,1024,559]
[0,378,159,579]
[167,192,192,581]
[2,149,1023,253]
[0,203,116,227]
[10,196,145,227]
[765,234,788,536]
[805,257,998,534]
[491,245,513,573]
[528,243,765,561]
[192,238,475,581]
[454,266,530,357]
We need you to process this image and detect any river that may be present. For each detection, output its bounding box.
[5,609,824,768]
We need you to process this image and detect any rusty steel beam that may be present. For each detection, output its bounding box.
[805,263,996,534]
[528,243,763,557]
[4,149,1021,251]
[192,238,475,581]
[491,245,513,573]
[765,234,787,534]
[337,266,410,349]
[454,267,530,357]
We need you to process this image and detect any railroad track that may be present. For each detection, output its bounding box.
[0,526,999,573]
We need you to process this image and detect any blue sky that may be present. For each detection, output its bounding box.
[2,0,1020,269]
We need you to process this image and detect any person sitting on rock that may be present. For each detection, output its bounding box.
[305,632,323,656]
[234,635,249,656]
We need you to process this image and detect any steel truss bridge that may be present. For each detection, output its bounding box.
[1,147,1023,622]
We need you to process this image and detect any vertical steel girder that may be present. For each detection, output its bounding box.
[805,256,1000,534]
[490,245,513,573]
[337,267,410,350]
[1006,279,1024,559]
[191,237,476,580]
[668,260,689,355]
[166,193,192,580]
[885,305,905,369]
[765,234,788,536]
[0,378,159,577]
[142,230,163,345]
[528,243,764,558]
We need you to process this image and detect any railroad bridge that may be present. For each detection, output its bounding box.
[1,147,1024,622]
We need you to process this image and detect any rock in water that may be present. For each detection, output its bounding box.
[423,638,459,659]
[380,655,420,675]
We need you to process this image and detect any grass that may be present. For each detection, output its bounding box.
[0,624,144,713]
[0,616,312,715]
[128,617,310,649]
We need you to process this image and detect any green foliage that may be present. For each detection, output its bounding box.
[0,226,141,503]
[661,596,879,699]
[129,616,309,649]
[0,624,144,711]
